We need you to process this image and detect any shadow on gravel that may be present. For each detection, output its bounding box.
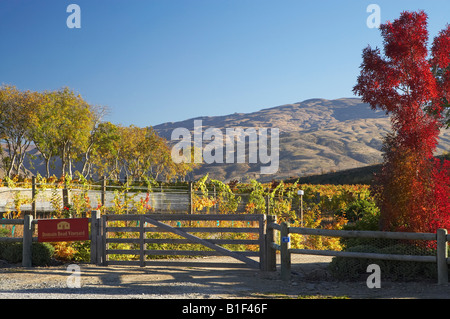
[1,259,280,298]
[1,257,450,299]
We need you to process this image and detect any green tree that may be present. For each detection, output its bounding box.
[89,121,121,179]
[49,87,95,177]
[0,85,42,177]
[28,91,60,178]
[114,125,196,181]
[79,105,109,178]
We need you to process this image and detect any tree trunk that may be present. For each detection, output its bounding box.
[7,153,16,178]
[45,158,50,178]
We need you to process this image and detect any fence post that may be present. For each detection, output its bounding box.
[22,215,33,267]
[188,182,193,214]
[90,210,100,264]
[139,215,145,267]
[100,214,107,265]
[259,214,267,271]
[213,184,217,214]
[264,215,277,272]
[159,182,163,212]
[437,228,448,285]
[31,176,36,219]
[280,221,291,281]
[101,176,106,207]
[62,188,70,213]
[124,176,129,214]
[265,194,270,215]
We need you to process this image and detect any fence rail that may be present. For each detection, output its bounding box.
[266,218,449,285]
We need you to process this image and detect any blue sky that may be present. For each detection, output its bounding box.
[1,0,450,127]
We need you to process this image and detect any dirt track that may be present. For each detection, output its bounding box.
[0,255,449,299]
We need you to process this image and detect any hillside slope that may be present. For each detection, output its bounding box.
[154,98,450,182]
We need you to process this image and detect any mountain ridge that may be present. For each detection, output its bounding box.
[154,97,388,137]
[154,97,450,182]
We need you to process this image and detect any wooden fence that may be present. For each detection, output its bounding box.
[0,215,99,267]
[1,213,268,269]
[1,213,449,285]
[266,217,449,285]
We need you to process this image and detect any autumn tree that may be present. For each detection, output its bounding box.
[28,88,103,178]
[85,121,121,179]
[143,127,197,181]
[0,85,194,182]
[113,125,194,181]
[48,87,96,177]
[79,105,109,178]
[353,11,450,232]
[0,85,43,177]
[28,90,60,178]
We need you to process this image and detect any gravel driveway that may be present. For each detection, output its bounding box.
[0,255,449,299]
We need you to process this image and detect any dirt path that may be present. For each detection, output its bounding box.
[0,255,449,299]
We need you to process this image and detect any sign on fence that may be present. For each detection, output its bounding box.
[38,218,89,242]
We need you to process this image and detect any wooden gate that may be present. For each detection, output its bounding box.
[94,214,268,269]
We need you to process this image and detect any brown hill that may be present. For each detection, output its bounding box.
[154,98,450,182]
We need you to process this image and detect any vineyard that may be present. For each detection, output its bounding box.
[0,173,378,262]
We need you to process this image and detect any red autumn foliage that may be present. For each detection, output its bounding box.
[353,11,450,233]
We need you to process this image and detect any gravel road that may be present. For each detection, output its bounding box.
[0,255,449,299]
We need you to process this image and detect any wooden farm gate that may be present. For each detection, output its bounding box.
[94,214,269,269]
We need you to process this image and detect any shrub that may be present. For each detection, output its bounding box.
[2,242,23,263]
[328,243,439,281]
[32,242,54,266]
[0,241,8,257]
[0,227,9,237]
[328,245,380,280]
[52,242,77,261]
[343,199,379,224]
[339,200,381,249]
[71,241,91,262]
[0,242,54,266]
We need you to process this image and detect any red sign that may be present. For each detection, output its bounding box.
[38,218,89,242]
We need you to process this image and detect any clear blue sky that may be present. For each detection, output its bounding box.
[1,0,450,127]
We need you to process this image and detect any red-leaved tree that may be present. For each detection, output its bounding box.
[353,11,450,233]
